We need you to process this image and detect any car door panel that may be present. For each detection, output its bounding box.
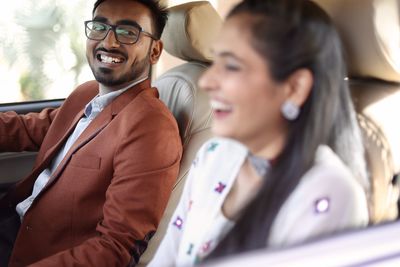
[0,99,64,196]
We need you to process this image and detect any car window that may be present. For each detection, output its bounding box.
[0,0,94,104]
[0,0,238,105]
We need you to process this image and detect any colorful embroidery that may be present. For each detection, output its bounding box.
[214,182,226,193]
[201,240,212,253]
[173,216,184,229]
[188,200,193,211]
[194,255,202,264]
[314,197,330,213]
[207,142,219,152]
[192,157,199,167]
[186,243,194,255]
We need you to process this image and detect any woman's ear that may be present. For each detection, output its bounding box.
[284,68,313,107]
[149,40,163,65]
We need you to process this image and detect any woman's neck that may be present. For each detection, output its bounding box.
[244,131,287,160]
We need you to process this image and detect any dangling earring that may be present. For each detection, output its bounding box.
[281,100,300,120]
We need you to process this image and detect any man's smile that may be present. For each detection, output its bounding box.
[95,49,127,66]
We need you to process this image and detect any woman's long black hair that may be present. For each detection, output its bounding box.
[207,0,368,260]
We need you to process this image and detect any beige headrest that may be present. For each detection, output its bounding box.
[155,62,212,142]
[314,0,400,82]
[162,1,222,63]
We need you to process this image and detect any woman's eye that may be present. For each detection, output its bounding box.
[224,64,241,71]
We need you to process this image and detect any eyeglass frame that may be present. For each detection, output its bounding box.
[84,20,157,45]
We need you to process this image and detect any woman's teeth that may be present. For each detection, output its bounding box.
[210,100,232,112]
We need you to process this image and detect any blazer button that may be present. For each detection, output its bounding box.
[26,225,32,231]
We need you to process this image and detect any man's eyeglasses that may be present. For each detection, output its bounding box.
[84,20,156,45]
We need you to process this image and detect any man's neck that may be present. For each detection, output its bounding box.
[99,76,148,95]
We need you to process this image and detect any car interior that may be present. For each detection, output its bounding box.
[315,0,400,224]
[205,218,400,266]
[0,0,399,265]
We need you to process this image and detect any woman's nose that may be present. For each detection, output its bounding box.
[198,65,218,92]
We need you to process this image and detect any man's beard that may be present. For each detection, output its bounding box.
[91,54,150,87]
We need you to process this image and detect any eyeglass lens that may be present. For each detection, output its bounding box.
[85,21,140,44]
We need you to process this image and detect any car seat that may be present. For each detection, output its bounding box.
[315,0,400,223]
[137,2,222,265]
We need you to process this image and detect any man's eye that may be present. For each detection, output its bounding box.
[92,24,106,31]
[117,28,138,37]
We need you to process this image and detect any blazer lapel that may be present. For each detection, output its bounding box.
[41,79,151,191]
[42,110,85,162]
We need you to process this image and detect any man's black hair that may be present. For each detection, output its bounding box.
[92,0,168,39]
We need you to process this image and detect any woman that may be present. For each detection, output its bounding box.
[149,0,369,266]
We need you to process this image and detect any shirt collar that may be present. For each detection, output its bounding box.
[84,77,147,119]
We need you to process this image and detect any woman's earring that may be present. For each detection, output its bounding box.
[281,100,300,120]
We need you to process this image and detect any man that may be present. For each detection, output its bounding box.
[0,0,182,266]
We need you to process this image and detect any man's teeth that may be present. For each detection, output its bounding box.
[210,100,232,112]
[100,54,123,63]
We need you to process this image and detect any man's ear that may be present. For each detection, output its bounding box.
[284,68,313,107]
[149,40,163,64]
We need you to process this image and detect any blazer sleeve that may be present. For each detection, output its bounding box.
[27,106,182,267]
[0,108,58,152]
[268,154,369,248]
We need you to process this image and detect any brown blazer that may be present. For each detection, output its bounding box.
[0,79,182,267]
